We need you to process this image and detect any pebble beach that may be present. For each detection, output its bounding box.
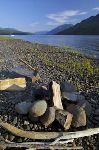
[0,37,99,149]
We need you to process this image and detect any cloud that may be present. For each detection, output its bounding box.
[29,22,39,27]
[46,10,87,25]
[47,19,77,26]
[93,7,99,11]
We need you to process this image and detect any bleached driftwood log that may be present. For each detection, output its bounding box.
[49,81,63,109]
[0,141,83,150]
[0,78,26,91]
[0,119,99,140]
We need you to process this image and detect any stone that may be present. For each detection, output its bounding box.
[66,104,86,127]
[0,77,26,91]
[77,99,92,117]
[94,116,99,121]
[29,100,47,117]
[61,81,76,92]
[40,107,55,128]
[55,109,73,130]
[49,81,63,109]
[12,66,34,78]
[62,92,85,102]
[15,101,32,115]
[34,86,49,100]
[94,109,99,116]
[28,113,39,122]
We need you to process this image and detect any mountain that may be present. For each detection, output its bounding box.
[34,31,49,35]
[0,28,33,35]
[56,14,99,35]
[47,24,73,35]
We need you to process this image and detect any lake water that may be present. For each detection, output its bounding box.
[9,35,99,58]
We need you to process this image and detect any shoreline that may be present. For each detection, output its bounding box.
[0,37,99,149]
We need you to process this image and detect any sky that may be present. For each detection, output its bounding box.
[0,0,99,32]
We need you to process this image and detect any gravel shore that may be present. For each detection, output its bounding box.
[0,37,99,149]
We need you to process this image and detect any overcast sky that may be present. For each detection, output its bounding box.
[0,0,99,32]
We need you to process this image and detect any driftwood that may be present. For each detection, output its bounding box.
[49,81,63,109]
[55,110,73,130]
[0,78,26,91]
[0,141,83,149]
[0,119,99,140]
[19,58,35,71]
[19,58,40,82]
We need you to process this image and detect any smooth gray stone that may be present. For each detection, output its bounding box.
[61,81,76,92]
[15,101,32,115]
[12,66,34,78]
[62,92,85,102]
[29,100,47,117]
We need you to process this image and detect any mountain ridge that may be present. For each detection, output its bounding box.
[47,24,73,35]
[56,14,99,35]
[0,27,33,35]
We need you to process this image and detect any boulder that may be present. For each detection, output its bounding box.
[49,81,63,109]
[15,101,32,115]
[77,99,92,117]
[66,104,86,127]
[55,110,73,130]
[29,100,47,117]
[94,109,99,116]
[61,81,76,92]
[40,107,55,128]
[12,66,34,78]
[34,86,49,100]
[62,92,85,102]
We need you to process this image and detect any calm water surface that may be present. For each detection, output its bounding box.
[10,35,99,58]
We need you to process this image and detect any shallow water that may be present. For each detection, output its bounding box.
[5,35,99,58]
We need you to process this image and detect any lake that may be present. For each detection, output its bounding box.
[8,35,99,58]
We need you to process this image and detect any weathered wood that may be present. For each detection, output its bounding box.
[56,110,73,130]
[49,81,63,109]
[0,141,83,149]
[19,58,35,71]
[0,119,99,140]
[0,78,26,91]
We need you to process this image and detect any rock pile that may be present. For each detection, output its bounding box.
[15,80,92,130]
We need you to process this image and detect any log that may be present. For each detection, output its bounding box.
[0,119,99,140]
[0,78,26,91]
[0,141,83,149]
[19,58,35,71]
[49,81,63,109]
[55,110,73,130]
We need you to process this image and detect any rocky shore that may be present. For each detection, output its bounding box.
[0,37,99,149]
